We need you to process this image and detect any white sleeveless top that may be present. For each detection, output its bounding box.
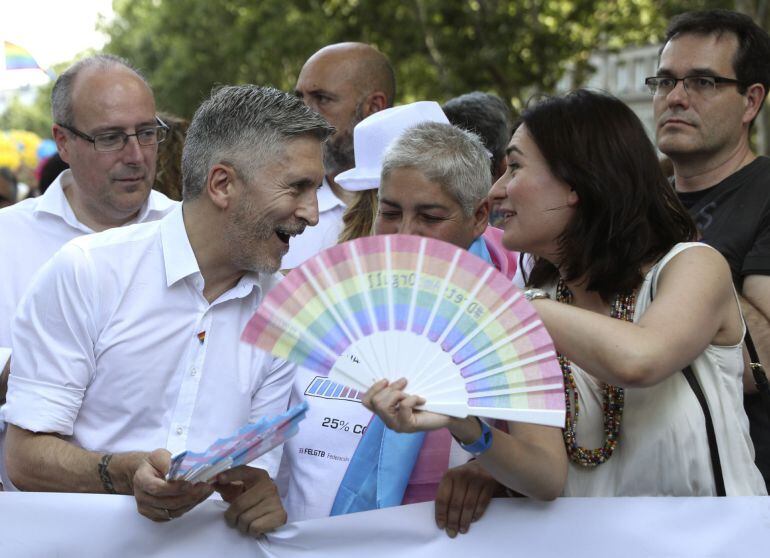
[559,243,766,496]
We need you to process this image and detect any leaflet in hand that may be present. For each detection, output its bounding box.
[166,401,309,484]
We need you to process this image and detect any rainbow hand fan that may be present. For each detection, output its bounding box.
[243,235,564,427]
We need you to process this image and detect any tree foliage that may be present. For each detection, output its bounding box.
[102,0,732,117]
[0,86,52,138]
[0,58,93,139]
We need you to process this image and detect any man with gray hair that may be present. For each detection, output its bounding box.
[4,85,332,535]
[0,54,175,489]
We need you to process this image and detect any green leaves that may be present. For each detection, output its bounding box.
[101,0,735,117]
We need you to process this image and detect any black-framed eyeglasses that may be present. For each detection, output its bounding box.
[644,75,744,97]
[57,116,169,152]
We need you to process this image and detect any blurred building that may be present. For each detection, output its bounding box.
[559,42,770,155]
[557,44,662,140]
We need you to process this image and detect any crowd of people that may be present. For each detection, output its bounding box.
[0,7,768,542]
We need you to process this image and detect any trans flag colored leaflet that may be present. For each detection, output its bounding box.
[243,235,565,427]
[166,402,309,483]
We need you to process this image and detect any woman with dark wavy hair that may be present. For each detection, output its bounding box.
[365,89,766,498]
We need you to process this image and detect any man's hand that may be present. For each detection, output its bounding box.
[133,448,214,522]
[435,460,501,538]
[214,466,287,538]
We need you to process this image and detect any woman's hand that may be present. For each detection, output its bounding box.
[362,378,451,433]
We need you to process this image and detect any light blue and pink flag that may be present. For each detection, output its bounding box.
[167,402,309,483]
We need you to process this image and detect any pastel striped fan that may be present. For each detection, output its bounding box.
[242,235,564,427]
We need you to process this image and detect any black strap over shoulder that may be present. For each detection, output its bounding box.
[745,328,761,364]
[681,366,727,496]
[744,329,770,422]
[650,261,725,495]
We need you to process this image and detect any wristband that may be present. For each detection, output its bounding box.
[98,453,118,494]
[455,417,493,456]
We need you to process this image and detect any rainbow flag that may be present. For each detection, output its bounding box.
[3,41,55,80]
[4,41,42,70]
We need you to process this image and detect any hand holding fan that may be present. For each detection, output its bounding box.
[243,235,564,427]
[166,401,308,483]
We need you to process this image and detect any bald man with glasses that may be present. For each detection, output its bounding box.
[650,10,770,490]
[0,55,175,488]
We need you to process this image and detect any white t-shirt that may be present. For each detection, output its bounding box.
[281,178,345,269]
[3,205,294,487]
[278,367,471,522]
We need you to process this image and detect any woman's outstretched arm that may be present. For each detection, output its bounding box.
[362,378,568,501]
[531,246,742,388]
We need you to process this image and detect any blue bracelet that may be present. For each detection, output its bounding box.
[456,417,493,456]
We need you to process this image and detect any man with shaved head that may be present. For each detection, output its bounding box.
[286,42,395,268]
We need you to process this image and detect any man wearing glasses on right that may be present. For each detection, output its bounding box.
[0,55,175,488]
[647,9,770,490]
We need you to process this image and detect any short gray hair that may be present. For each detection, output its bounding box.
[51,54,149,126]
[380,122,491,216]
[182,85,335,200]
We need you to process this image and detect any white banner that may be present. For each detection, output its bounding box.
[0,492,768,557]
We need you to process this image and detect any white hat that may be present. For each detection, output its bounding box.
[336,101,449,192]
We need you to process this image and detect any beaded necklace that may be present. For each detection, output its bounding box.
[555,279,637,467]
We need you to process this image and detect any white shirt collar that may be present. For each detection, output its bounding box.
[33,171,91,233]
[34,169,177,232]
[318,177,346,213]
[159,205,264,299]
[160,205,200,287]
[137,189,177,221]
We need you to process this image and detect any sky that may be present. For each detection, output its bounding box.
[1,0,114,90]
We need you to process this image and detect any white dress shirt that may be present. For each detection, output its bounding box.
[4,205,294,486]
[0,170,175,489]
[0,170,176,347]
[281,178,345,269]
